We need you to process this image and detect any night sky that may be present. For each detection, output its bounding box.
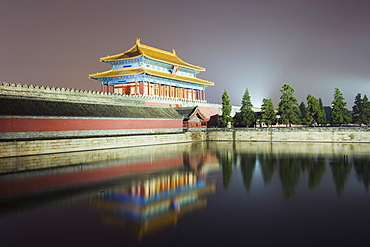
[1,0,370,107]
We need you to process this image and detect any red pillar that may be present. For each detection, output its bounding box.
[107,85,111,93]
[101,84,105,92]
[140,81,145,95]
[135,82,139,95]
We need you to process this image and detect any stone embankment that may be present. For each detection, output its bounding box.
[1,127,370,158]
[0,132,204,158]
[206,127,370,143]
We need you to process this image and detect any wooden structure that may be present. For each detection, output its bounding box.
[175,106,208,128]
[89,39,214,101]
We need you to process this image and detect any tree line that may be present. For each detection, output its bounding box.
[217,84,370,127]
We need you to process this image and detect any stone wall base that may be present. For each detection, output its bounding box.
[0,132,204,158]
[1,128,370,158]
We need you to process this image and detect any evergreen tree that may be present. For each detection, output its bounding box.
[217,90,233,127]
[317,97,327,126]
[307,94,321,126]
[352,93,362,124]
[299,101,311,125]
[277,84,300,126]
[358,95,370,125]
[330,88,351,125]
[260,98,276,127]
[239,88,255,127]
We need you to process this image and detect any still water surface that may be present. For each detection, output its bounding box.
[1,142,370,247]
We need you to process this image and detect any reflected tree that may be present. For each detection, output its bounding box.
[278,155,302,200]
[330,156,352,195]
[259,153,276,185]
[353,157,370,191]
[303,155,326,190]
[183,152,191,170]
[217,150,234,191]
[240,154,257,193]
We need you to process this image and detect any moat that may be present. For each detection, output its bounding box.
[1,142,370,247]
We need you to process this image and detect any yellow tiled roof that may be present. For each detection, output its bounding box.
[89,67,214,86]
[100,39,205,72]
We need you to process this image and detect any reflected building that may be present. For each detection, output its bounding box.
[92,171,215,239]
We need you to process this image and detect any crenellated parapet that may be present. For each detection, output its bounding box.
[0,82,221,109]
[0,81,148,106]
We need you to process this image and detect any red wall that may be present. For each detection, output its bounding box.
[0,156,184,198]
[0,118,182,132]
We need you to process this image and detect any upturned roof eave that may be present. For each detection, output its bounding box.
[99,39,205,72]
[89,67,214,86]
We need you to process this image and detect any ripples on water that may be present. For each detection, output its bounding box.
[1,142,370,247]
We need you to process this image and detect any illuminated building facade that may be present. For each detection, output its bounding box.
[95,171,215,238]
[89,39,214,101]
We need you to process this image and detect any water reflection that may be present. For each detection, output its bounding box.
[213,145,370,199]
[92,171,215,239]
[1,142,370,246]
[239,154,256,193]
[216,150,234,190]
[354,156,370,190]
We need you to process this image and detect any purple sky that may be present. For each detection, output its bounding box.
[1,0,370,107]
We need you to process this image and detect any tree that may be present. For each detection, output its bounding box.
[307,94,321,126]
[317,97,327,126]
[330,88,351,125]
[217,89,233,127]
[358,95,370,125]
[260,98,276,127]
[239,88,255,127]
[277,84,300,126]
[352,93,362,124]
[299,101,311,125]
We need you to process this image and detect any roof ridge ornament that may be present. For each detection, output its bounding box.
[136,38,141,45]
[172,49,176,55]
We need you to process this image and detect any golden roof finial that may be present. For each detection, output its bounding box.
[172,49,176,55]
[136,38,141,45]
